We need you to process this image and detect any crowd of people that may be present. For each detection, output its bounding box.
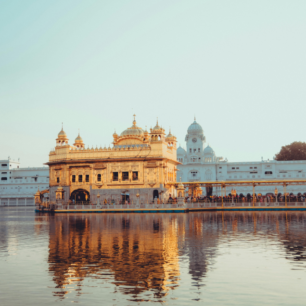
[68,193,306,205]
[167,193,306,204]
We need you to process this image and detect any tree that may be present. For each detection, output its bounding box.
[274,142,306,161]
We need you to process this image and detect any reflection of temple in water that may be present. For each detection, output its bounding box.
[48,214,182,298]
[182,211,306,284]
[46,211,306,300]
[184,213,219,284]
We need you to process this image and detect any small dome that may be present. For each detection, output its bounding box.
[177,146,186,155]
[166,130,174,138]
[204,145,214,154]
[153,124,161,130]
[153,119,164,131]
[75,133,83,142]
[58,128,67,137]
[187,119,203,135]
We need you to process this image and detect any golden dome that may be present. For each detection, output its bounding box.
[120,115,144,137]
[58,125,67,138]
[75,133,83,143]
[153,120,161,130]
[56,125,69,146]
[166,129,174,139]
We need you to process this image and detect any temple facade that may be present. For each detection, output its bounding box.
[47,116,179,204]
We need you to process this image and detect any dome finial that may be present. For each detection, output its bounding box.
[194,116,196,121]
[133,114,136,126]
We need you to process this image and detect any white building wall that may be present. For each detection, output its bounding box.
[177,120,306,196]
[0,158,49,206]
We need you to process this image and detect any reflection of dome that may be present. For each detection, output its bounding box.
[187,120,203,134]
[120,118,144,136]
[177,146,186,155]
[204,145,214,154]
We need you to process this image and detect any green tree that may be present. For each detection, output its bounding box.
[274,142,306,161]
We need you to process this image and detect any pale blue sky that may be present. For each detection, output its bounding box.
[1,0,306,166]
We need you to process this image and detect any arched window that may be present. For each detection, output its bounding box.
[97,174,101,181]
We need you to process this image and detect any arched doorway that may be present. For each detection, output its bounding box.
[71,189,90,203]
[153,190,159,200]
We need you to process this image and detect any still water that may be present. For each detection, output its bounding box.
[1,208,306,305]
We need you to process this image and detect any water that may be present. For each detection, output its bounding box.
[1,208,306,305]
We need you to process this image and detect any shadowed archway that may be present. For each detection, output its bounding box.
[71,189,90,202]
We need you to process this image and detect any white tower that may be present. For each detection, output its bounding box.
[185,118,206,163]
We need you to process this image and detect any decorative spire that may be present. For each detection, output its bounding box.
[194,116,196,121]
[133,114,136,126]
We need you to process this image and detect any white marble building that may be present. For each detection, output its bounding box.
[0,158,49,206]
[177,120,306,196]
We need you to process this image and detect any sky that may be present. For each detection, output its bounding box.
[1,0,306,167]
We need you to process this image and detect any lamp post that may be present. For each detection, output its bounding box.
[283,183,287,207]
[231,189,234,204]
[221,184,225,208]
[274,188,278,204]
[97,193,100,207]
[136,192,140,206]
[252,183,256,207]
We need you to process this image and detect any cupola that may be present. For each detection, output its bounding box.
[73,132,85,148]
[150,119,166,142]
[56,124,69,146]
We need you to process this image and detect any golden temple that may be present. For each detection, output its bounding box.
[46,116,179,204]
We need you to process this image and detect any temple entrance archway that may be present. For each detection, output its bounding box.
[71,189,90,202]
